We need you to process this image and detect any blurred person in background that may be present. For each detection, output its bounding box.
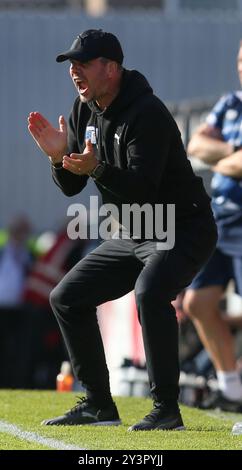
[183,41,242,412]
[0,214,34,387]
[0,215,33,306]
[28,28,216,430]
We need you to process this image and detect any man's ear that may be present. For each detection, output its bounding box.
[107,61,118,78]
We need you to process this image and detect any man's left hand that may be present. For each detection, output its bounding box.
[62,140,98,175]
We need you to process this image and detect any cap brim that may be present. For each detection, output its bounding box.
[56,50,92,63]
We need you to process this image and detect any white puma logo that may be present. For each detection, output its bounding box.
[114,133,120,145]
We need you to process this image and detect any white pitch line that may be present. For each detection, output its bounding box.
[0,420,86,450]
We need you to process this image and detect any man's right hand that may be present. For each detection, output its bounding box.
[28,112,67,164]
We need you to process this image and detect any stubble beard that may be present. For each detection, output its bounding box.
[79,94,89,103]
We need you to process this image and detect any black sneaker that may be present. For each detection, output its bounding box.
[128,401,185,431]
[41,397,121,426]
[199,391,242,413]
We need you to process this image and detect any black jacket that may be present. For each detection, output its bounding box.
[52,69,210,222]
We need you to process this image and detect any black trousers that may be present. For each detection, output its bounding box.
[50,209,217,405]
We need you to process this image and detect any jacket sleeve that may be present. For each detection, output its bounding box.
[51,99,89,197]
[96,102,173,204]
[51,166,89,197]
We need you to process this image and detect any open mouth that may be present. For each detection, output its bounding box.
[74,79,88,95]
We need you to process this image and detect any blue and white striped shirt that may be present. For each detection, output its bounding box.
[206,92,242,254]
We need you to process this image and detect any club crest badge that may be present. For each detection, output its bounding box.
[85,126,98,144]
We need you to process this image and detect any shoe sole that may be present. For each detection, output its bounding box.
[157,424,185,431]
[128,424,185,431]
[89,420,121,426]
[41,419,121,426]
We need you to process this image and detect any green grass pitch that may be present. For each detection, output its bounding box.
[1,390,242,450]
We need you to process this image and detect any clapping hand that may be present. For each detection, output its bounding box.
[28,112,67,164]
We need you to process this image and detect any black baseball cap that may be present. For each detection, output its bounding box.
[56,29,124,65]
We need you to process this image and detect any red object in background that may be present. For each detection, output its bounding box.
[24,231,80,306]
